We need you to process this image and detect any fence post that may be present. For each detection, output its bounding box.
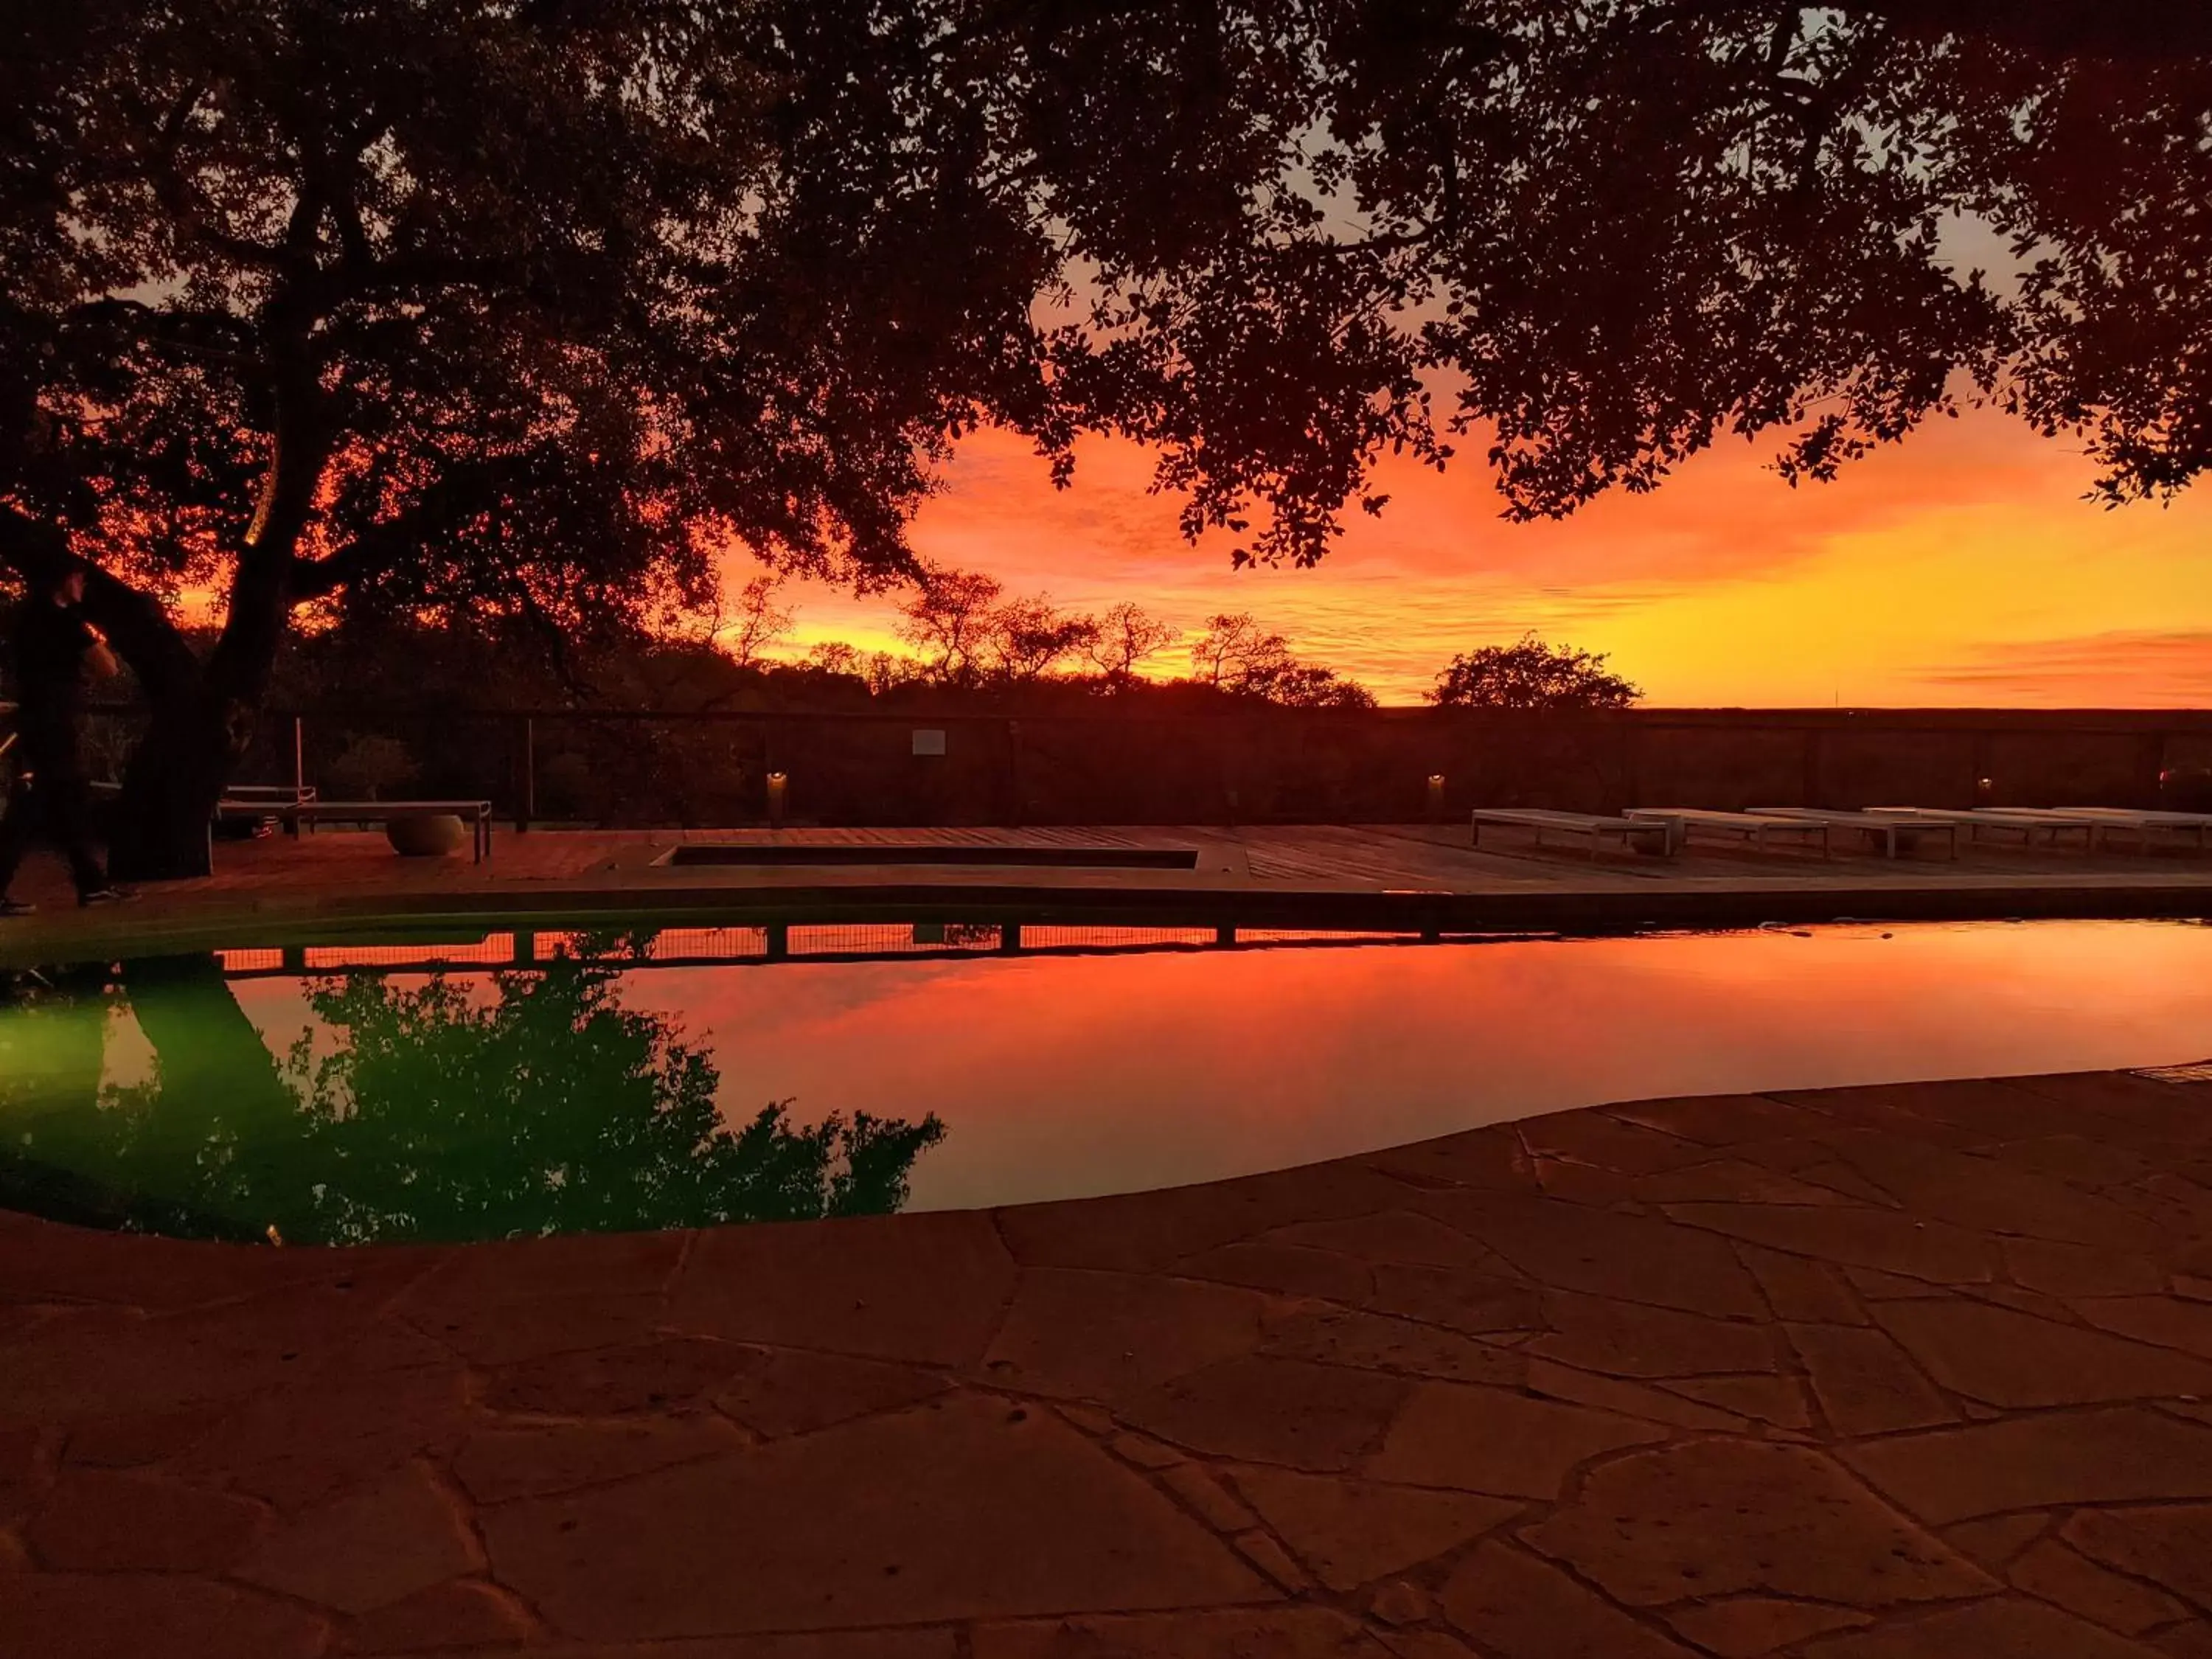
[515,716,535,833]
[291,715,305,799]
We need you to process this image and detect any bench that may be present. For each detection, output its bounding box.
[279,799,494,863]
[1750,808,1960,860]
[215,783,318,836]
[1865,807,2100,853]
[1471,808,1678,860]
[1625,808,1832,856]
[220,783,318,810]
[2037,807,2212,853]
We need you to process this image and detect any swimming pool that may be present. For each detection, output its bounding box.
[3,917,2207,1245]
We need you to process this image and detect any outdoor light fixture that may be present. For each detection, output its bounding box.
[1427,773,1447,822]
[766,771,788,830]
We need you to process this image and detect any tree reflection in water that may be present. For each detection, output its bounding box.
[0,942,945,1245]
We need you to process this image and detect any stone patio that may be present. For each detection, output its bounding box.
[4,1069,2212,1657]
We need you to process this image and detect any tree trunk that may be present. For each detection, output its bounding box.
[105,691,247,882]
[106,533,295,882]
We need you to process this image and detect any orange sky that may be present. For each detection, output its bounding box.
[737,403,2212,707]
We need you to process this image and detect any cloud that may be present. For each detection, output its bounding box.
[719,398,2212,706]
[1918,631,2212,706]
[896,397,2089,598]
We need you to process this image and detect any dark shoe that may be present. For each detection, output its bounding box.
[0,897,33,917]
[77,886,136,908]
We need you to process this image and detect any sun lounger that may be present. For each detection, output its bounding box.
[1471,808,1677,859]
[1865,807,2100,852]
[1750,808,1959,860]
[2034,807,2212,852]
[279,799,494,863]
[1625,808,1832,856]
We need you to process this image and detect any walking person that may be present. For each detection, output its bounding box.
[0,567,133,915]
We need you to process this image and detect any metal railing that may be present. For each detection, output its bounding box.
[211,922,1551,979]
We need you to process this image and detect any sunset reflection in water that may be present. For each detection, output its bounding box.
[226,919,2212,1212]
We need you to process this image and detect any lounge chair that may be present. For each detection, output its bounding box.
[1750,808,1960,860]
[1865,807,2099,852]
[1625,808,1832,856]
[2034,807,2212,852]
[1471,808,1677,860]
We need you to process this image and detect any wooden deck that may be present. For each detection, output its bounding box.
[2,822,2210,964]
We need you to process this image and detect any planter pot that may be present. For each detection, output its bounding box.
[386,812,468,858]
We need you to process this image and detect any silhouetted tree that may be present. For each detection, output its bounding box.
[1189,613,1280,687]
[1085,602,1181,685]
[0,4,1074,874]
[1242,659,1379,710]
[896,567,1005,685]
[1430,636,1643,711]
[1188,611,1374,707]
[717,577,797,671]
[982,595,1102,683]
[7,0,2206,873]
[807,641,866,679]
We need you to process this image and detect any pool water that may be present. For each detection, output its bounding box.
[2,919,2207,1245]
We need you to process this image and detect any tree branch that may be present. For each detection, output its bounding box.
[288,450,547,601]
[1661,0,2212,58]
[146,108,294,274]
[63,298,264,372]
[333,250,526,303]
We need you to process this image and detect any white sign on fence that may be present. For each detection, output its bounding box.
[911,728,947,757]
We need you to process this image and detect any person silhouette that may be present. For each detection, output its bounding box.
[0,567,132,914]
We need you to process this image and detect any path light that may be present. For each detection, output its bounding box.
[766,771,788,830]
[1427,774,1446,823]
[1975,776,1994,801]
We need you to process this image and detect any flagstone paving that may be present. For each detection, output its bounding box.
[4,1068,2212,1656]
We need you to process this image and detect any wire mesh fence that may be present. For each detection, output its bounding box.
[50,698,2212,837]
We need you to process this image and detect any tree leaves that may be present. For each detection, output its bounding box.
[1429,635,1642,711]
[3,0,2202,644]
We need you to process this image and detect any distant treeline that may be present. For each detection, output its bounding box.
[714,570,1381,709]
[4,582,1638,820]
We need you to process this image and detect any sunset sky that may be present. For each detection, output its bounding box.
[737,401,2212,709]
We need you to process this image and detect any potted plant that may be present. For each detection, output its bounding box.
[385,813,468,856]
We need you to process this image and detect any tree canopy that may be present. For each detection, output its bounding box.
[2,0,2205,868]
[1430,635,1643,710]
